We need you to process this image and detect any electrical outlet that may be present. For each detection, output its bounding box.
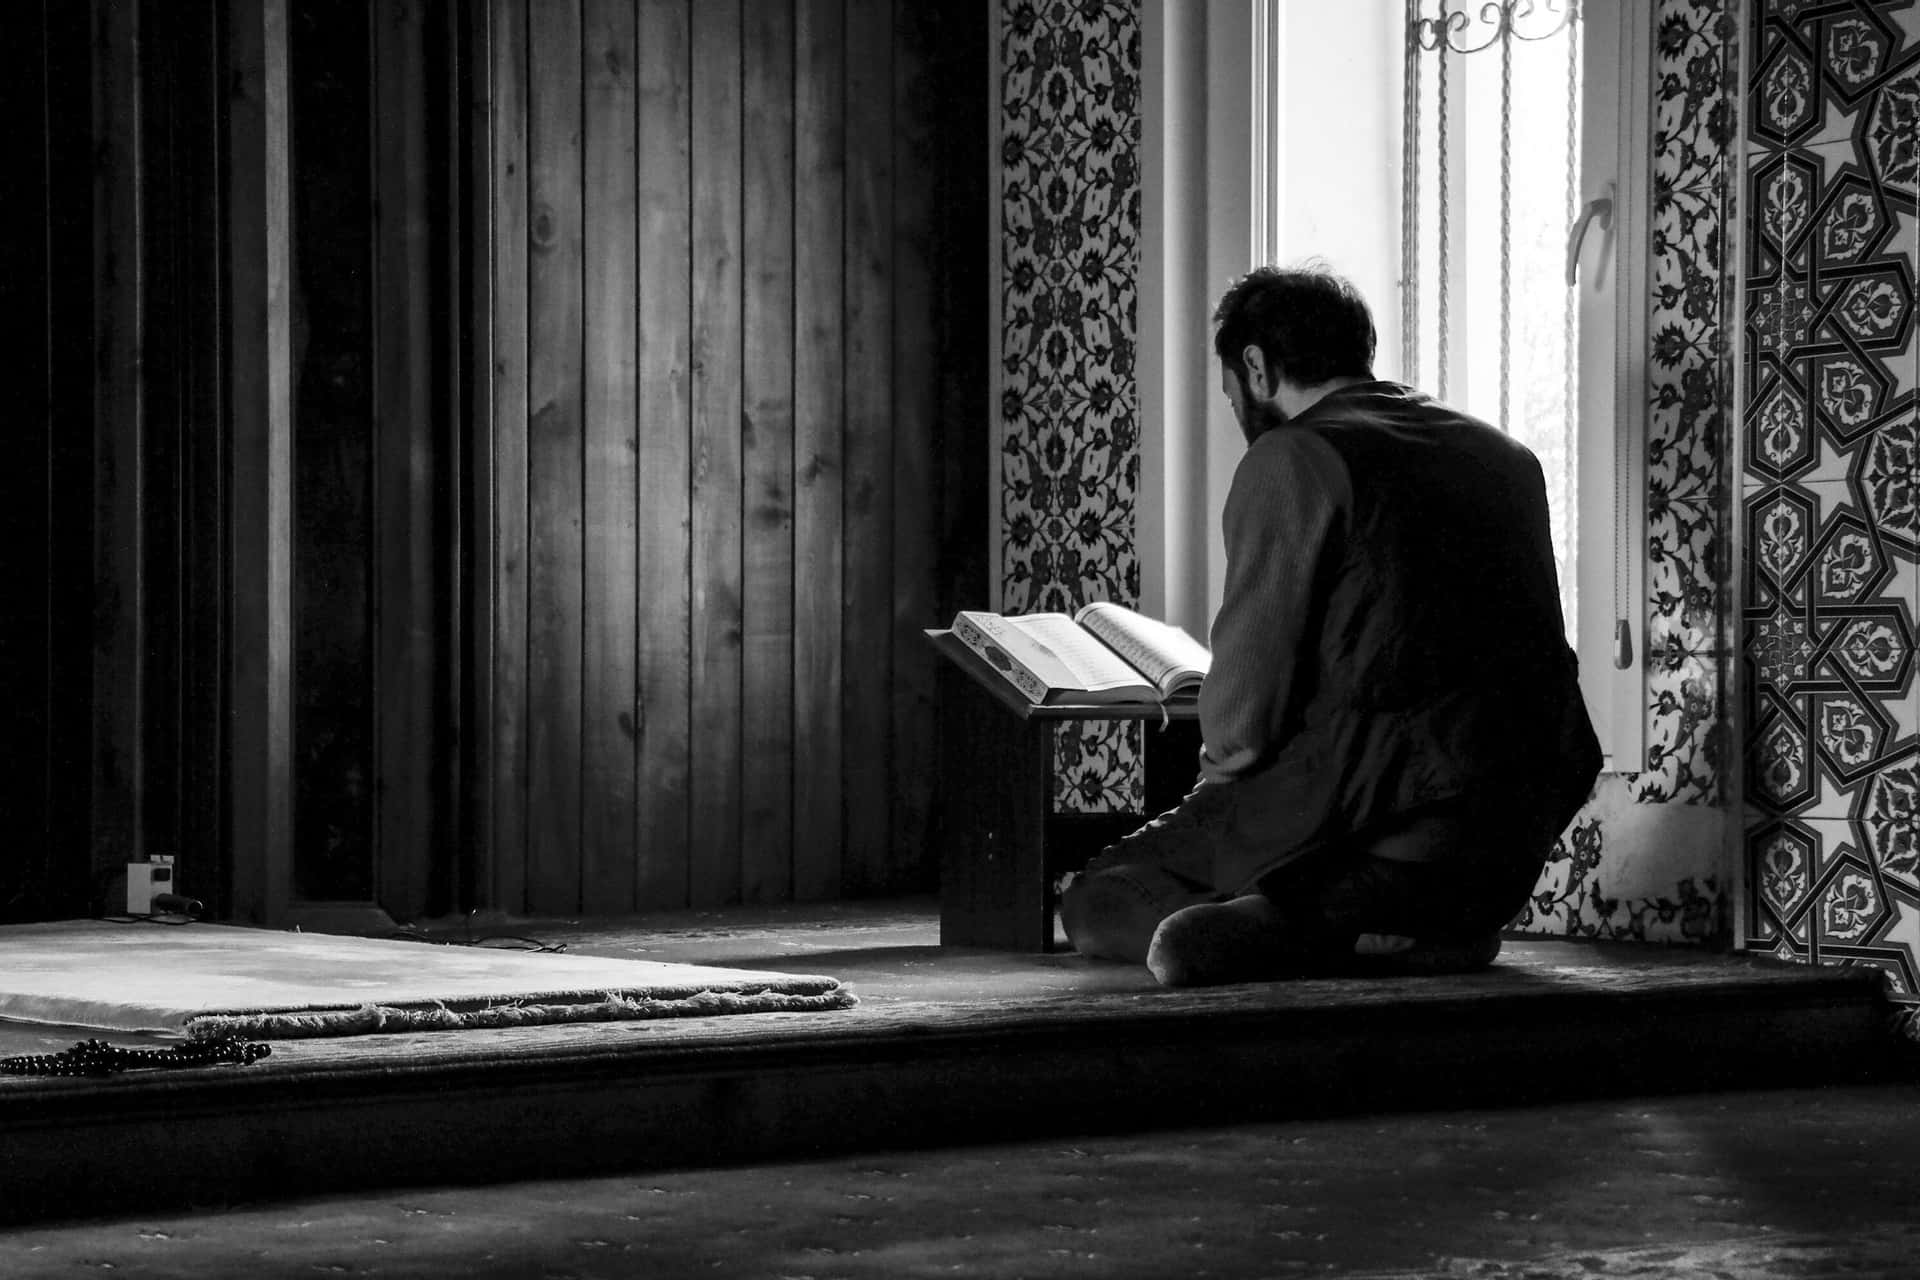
[126,856,176,915]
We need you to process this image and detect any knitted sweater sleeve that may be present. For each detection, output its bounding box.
[1197,429,1350,783]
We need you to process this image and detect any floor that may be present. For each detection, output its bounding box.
[5,895,1882,1062]
[2,1083,1917,1277]
[0,899,1914,1276]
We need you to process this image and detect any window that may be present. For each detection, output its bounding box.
[1141,0,1647,768]
[1402,0,1649,769]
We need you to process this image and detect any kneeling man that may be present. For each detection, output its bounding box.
[1061,265,1603,986]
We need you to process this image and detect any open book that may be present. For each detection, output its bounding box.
[950,602,1211,706]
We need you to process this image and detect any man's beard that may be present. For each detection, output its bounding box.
[1245,398,1288,442]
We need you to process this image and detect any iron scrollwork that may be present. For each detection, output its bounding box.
[1413,0,1578,55]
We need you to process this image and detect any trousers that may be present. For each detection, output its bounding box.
[1058,776,1557,967]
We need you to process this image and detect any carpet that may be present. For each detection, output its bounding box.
[0,920,857,1040]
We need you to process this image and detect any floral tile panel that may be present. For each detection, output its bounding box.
[1649,498,1728,656]
[1516,776,1728,944]
[1653,0,1740,194]
[997,0,1144,815]
[998,0,1142,619]
[1651,333,1731,509]
[1626,0,1740,824]
[1635,646,1726,805]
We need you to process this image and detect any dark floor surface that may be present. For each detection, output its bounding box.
[3,1082,1917,1278]
[1,900,1914,1276]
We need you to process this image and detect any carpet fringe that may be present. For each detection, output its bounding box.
[185,985,859,1041]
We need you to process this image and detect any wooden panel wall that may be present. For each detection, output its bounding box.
[2,0,230,923]
[3,0,96,921]
[485,0,987,913]
[7,0,477,926]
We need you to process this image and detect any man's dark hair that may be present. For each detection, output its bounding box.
[1211,263,1376,387]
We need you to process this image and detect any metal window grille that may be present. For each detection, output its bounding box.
[1403,0,1583,636]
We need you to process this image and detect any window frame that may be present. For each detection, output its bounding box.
[1138,0,1651,773]
[1569,0,1652,774]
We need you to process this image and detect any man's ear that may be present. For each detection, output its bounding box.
[1240,345,1269,399]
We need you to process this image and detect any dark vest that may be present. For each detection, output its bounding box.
[1217,382,1602,891]
[1291,383,1574,716]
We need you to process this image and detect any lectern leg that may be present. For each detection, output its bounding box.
[936,669,1053,950]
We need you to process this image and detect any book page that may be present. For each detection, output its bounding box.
[1003,613,1155,694]
[1074,602,1211,697]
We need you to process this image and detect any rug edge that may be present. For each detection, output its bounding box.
[186,985,860,1040]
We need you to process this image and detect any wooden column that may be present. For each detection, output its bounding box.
[227,0,294,926]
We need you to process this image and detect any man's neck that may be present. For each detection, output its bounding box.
[1277,374,1372,422]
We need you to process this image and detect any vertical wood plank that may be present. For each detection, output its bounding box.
[741,0,795,903]
[525,0,585,913]
[488,0,530,913]
[889,0,938,892]
[580,0,639,912]
[464,0,497,914]
[45,0,98,914]
[93,0,145,875]
[841,0,894,895]
[290,0,379,906]
[184,0,229,916]
[226,0,295,924]
[634,0,694,909]
[791,0,845,901]
[137,2,182,875]
[435,0,469,917]
[374,0,437,918]
[6,0,54,913]
[689,0,744,907]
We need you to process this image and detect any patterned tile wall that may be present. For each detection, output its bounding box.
[1517,0,1744,944]
[1742,0,1920,997]
[990,0,1760,944]
[998,0,1145,813]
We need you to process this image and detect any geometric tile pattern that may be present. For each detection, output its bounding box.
[998,0,1145,812]
[1743,0,1920,997]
